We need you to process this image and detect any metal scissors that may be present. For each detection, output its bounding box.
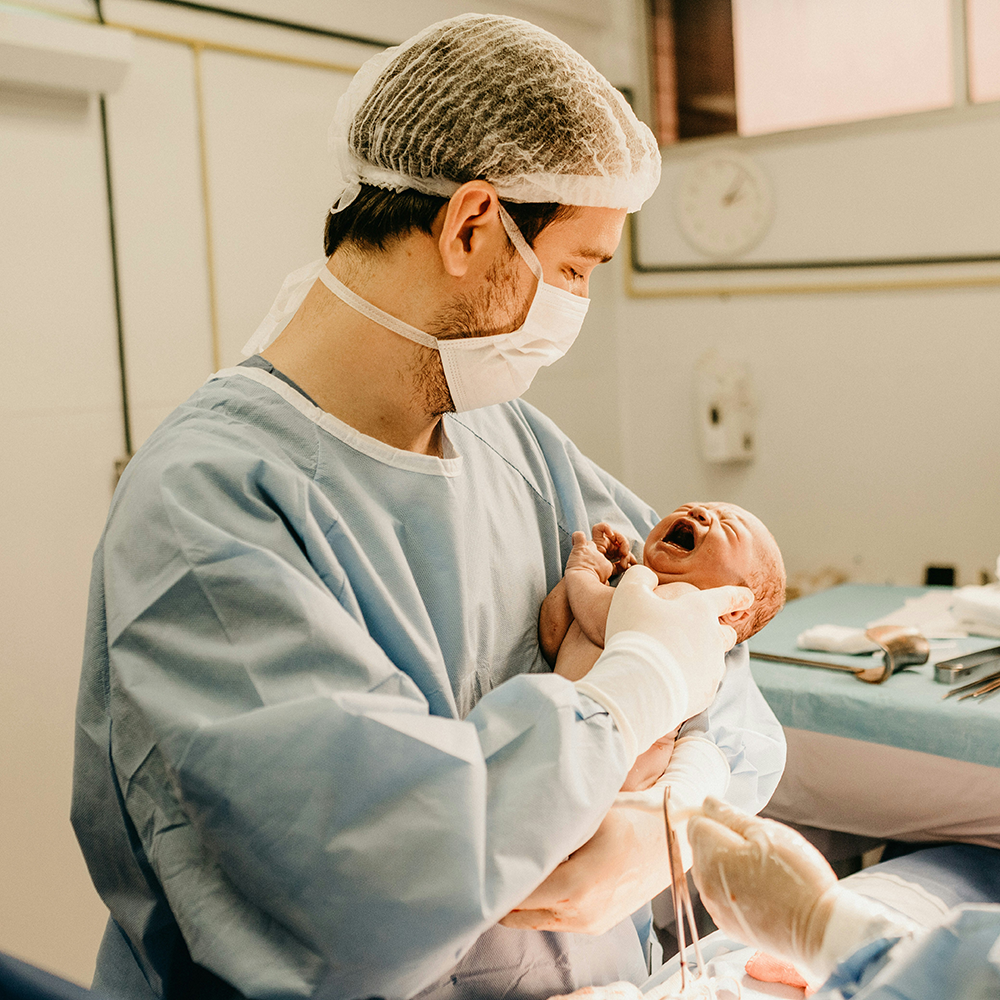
[663,787,706,992]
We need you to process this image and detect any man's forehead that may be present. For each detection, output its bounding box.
[540,205,625,260]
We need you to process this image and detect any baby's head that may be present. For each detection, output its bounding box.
[643,502,785,643]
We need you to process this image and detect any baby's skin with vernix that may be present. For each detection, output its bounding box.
[540,502,785,791]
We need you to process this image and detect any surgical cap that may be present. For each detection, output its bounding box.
[329,13,661,214]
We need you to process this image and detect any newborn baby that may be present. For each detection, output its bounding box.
[539,502,785,791]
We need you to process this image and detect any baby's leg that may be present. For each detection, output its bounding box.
[553,620,604,681]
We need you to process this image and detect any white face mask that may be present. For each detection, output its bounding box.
[314,206,590,412]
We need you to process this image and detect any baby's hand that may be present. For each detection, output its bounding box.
[591,523,637,576]
[567,531,615,584]
[620,731,677,792]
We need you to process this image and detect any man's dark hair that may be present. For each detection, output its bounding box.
[323,184,576,256]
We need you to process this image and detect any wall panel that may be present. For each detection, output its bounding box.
[105,35,214,449]
[0,81,123,981]
[199,50,352,365]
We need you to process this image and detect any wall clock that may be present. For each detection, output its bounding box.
[675,150,774,258]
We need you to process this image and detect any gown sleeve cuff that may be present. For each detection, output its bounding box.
[806,888,917,983]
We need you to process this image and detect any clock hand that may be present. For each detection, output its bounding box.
[722,178,745,206]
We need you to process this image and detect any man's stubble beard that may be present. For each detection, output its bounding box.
[411,251,532,417]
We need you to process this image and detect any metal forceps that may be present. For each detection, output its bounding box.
[663,787,706,992]
[941,668,1000,702]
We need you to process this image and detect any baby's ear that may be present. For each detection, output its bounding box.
[719,607,752,629]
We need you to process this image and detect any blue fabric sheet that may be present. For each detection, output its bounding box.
[820,906,1000,1000]
[853,843,1000,910]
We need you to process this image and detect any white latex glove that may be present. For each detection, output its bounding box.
[687,796,838,970]
[688,798,914,982]
[576,569,753,765]
[622,735,730,872]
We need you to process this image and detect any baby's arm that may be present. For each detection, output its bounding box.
[563,531,615,649]
[539,525,634,667]
[539,579,574,666]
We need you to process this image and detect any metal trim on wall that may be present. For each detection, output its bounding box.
[133,0,396,49]
[624,217,1000,298]
[8,0,375,473]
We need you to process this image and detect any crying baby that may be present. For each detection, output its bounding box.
[539,502,785,791]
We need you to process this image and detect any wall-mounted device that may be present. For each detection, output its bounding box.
[0,8,132,94]
[696,350,756,464]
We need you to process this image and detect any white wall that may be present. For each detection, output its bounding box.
[617,284,1000,591]
[1,67,124,983]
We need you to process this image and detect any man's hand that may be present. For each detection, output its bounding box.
[591,523,637,576]
[603,570,752,723]
[547,985,642,1000]
[500,797,673,936]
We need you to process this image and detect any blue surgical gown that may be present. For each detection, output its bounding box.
[71,366,785,1000]
[817,906,1000,999]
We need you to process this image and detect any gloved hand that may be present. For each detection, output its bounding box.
[575,568,753,764]
[688,798,917,983]
[687,797,839,970]
[605,572,751,720]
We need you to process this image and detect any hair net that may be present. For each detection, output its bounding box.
[328,13,661,214]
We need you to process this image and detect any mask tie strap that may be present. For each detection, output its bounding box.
[241,257,327,357]
[316,268,441,350]
[497,204,544,282]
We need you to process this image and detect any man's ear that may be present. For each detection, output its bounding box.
[437,181,502,278]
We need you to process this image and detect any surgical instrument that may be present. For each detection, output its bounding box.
[958,675,1000,702]
[934,645,1000,685]
[663,787,706,992]
[941,668,1000,699]
[751,625,929,684]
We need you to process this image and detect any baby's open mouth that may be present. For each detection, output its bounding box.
[663,520,696,551]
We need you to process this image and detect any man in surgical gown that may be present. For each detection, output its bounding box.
[71,14,785,1000]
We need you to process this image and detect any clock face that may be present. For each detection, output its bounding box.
[675,151,774,258]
